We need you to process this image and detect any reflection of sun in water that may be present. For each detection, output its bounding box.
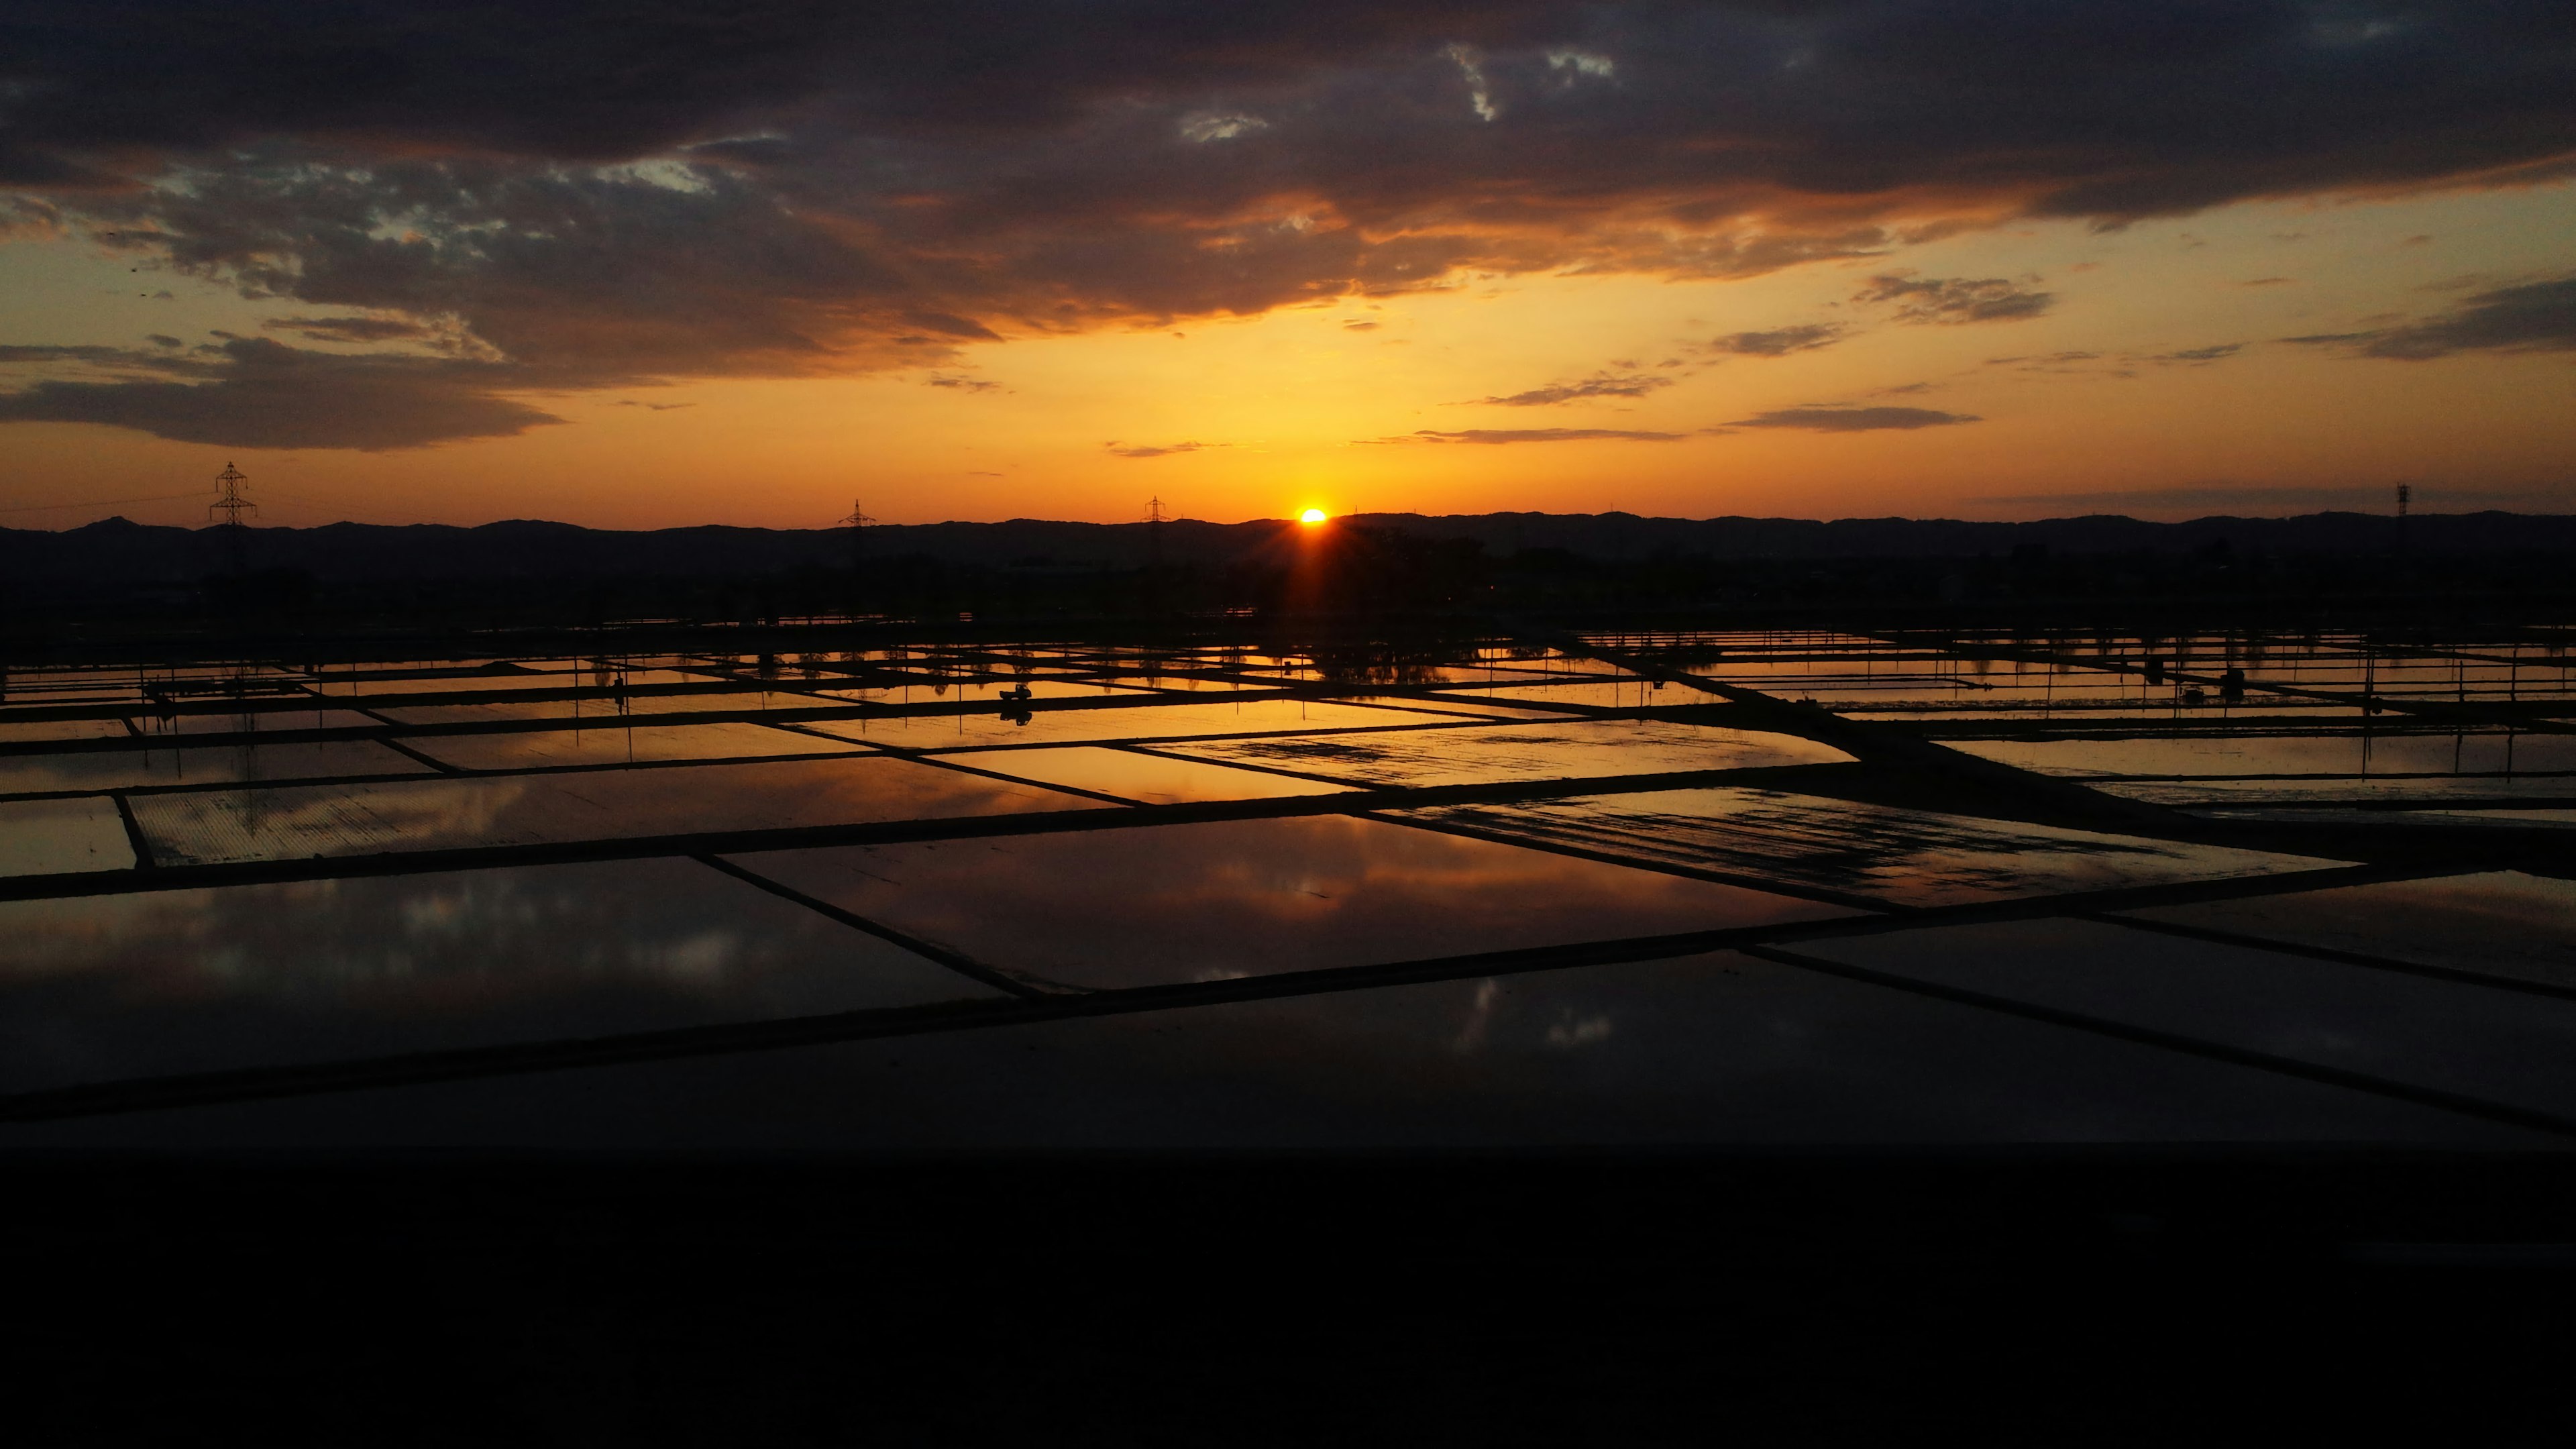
[1299,507,1328,524]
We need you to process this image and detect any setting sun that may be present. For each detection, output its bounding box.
[1299,508,1328,524]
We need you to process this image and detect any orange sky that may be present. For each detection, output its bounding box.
[4,7,2573,531]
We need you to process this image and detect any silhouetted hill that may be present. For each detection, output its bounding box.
[6,508,2570,640]
[2,508,2559,587]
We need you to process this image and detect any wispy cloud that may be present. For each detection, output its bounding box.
[1105,439,1223,458]
[1856,273,2053,324]
[1472,371,1672,407]
[1727,406,1979,432]
[264,315,433,344]
[1369,427,1686,445]
[1705,323,1845,356]
[925,372,1002,392]
[2282,276,2576,360]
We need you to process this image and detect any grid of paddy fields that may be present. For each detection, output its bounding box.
[3,626,2576,1150]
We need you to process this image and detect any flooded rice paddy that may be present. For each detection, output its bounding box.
[2,625,2573,1148]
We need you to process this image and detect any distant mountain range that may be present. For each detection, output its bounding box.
[0,509,2561,584]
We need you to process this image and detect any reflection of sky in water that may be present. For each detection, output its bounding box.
[1801,918,2576,1122]
[943,746,1356,804]
[1955,732,2576,779]
[4,630,2568,1152]
[128,755,1095,865]
[818,677,1148,703]
[2125,871,2576,990]
[2102,775,2576,806]
[1168,720,1850,789]
[1446,680,1731,708]
[1397,787,2337,906]
[801,698,1459,750]
[0,857,989,1093]
[0,718,142,745]
[727,816,1852,990]
[1851,704,2371,722]
[132,708,380,737]
[378,690,793,725]
[410,720,865,771]
[0,796,134,876]
[3,951,2523,1151]
[0,739,429,797]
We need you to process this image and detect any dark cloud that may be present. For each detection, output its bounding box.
[1,3,2572,445]
[1474,371,1671,406]
[1374,427,1684,444]
[1106,440,1222,458]
[1728,407,1980,431]
[2286,276,2576,360]
[1856,273,2054,324]
[610,399,694,411]
[1707,323,1845,356]
[901,311,1004,341]
[2146,343,2243,363]
[0,343,165,366]
[0,337,560,448]
[264,315,434,344]
[924,373,1002,392]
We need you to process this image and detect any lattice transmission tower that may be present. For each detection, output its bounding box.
[210,461,255,573]
[841,498,876,615]
[210,462,255,527]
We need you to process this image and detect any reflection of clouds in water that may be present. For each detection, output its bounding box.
[655,930,741,984]
[0,857,983,1093]
[1544,1011,1613,1050]
[1451,979,1500,1055]
[148,777,532,861]
[752,816,1841,991]
[1,864,773,1003]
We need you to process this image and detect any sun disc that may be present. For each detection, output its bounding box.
[1299,507,1328,524]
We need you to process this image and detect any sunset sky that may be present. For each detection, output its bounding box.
[3,3,2572,531]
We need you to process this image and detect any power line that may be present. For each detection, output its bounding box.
[0,491,209,515]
